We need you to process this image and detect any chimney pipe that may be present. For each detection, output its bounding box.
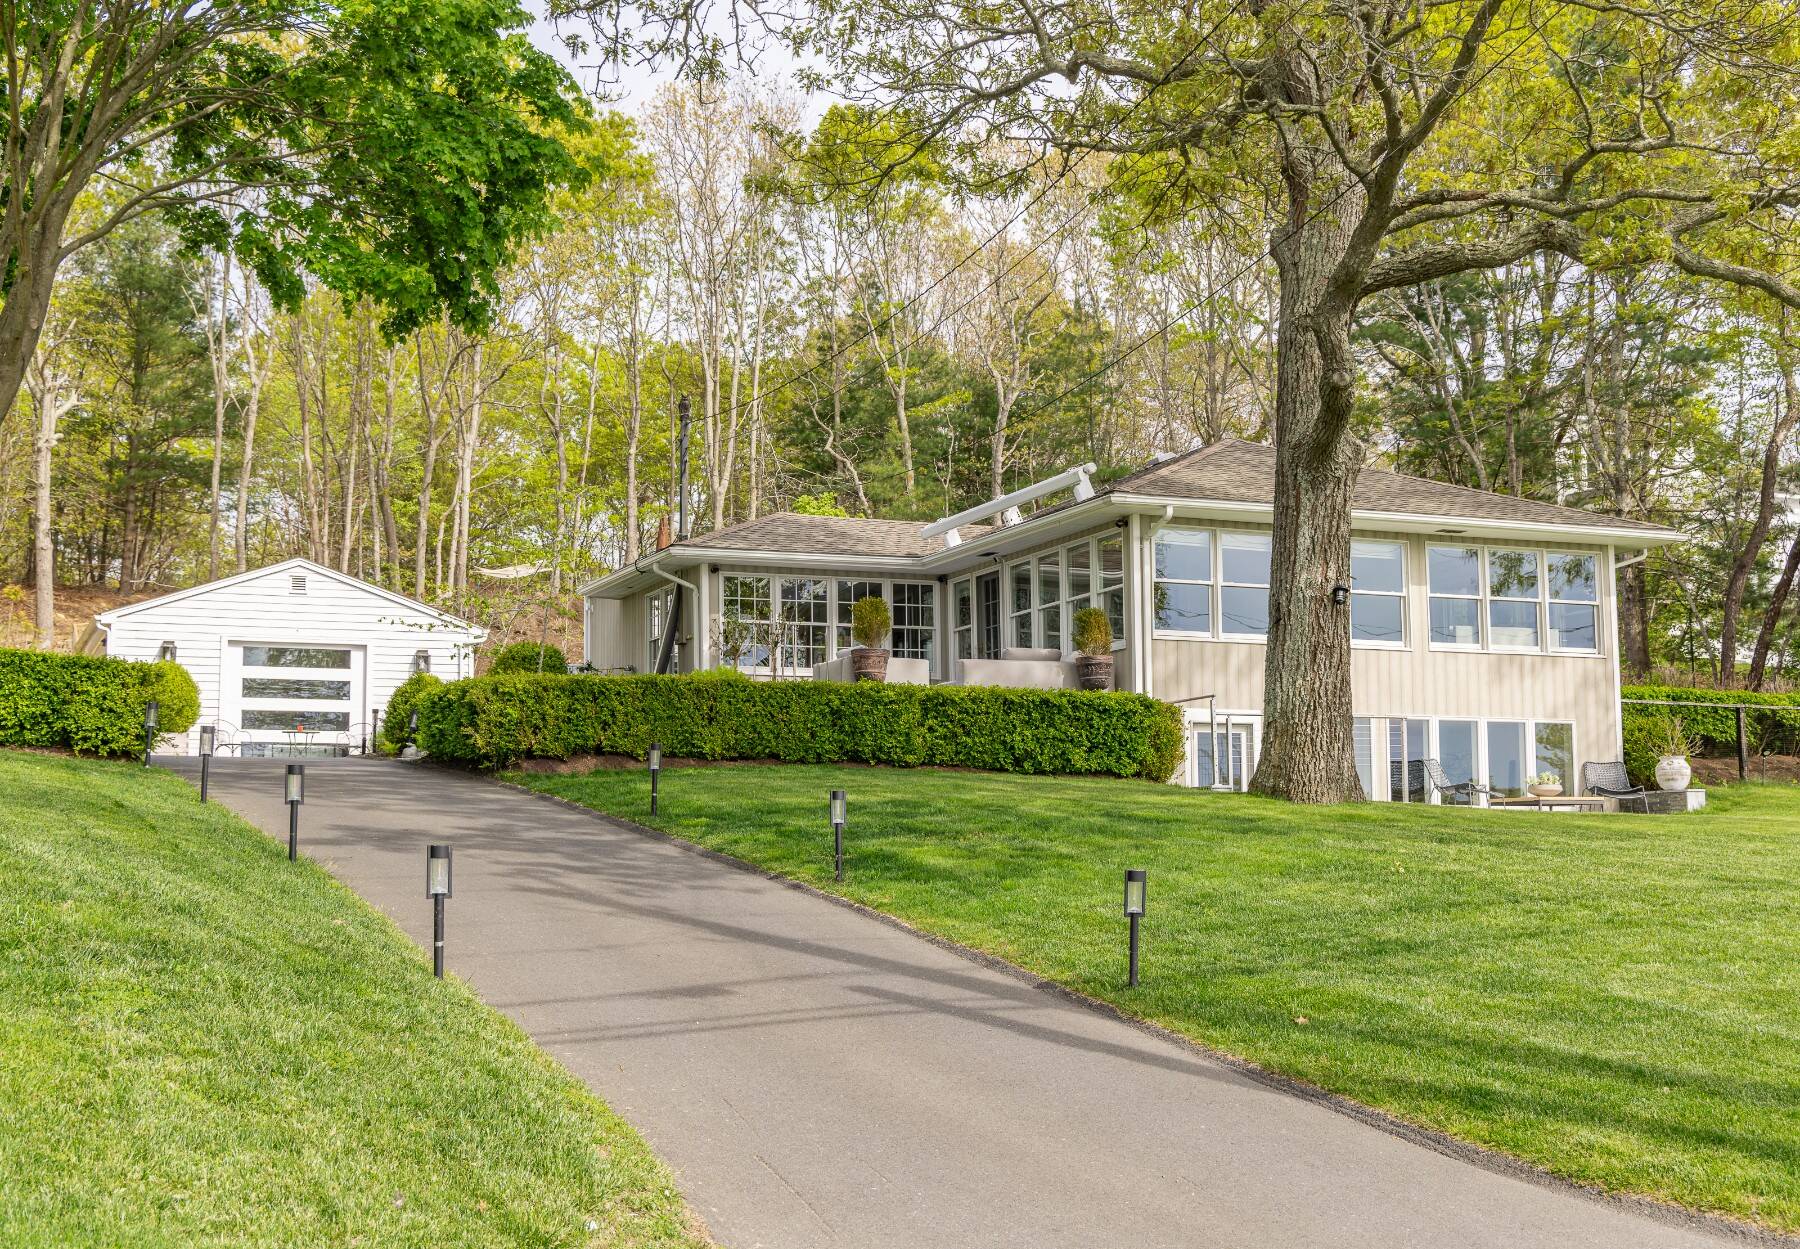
[676,395,692,541]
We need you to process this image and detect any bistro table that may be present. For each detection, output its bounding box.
[1488,794,1613,813]
[282,726,318,756]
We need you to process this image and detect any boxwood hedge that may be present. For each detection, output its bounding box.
[415,670,1185,782]
[0,647,200,756]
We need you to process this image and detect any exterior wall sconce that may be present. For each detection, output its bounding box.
[284,763,305,861]
[427,844,452,978]
[1330,584,1350,607]
[1123,868,1147,987]
[158,641,177,662]
[413,650,431,674]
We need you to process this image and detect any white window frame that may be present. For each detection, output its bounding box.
[1217,531,1272,641]
[1426,543,1605,657]
[718,575,771,672]
[889,581,938,663]
[646,585,685,672]
[1151,526,1216,640]
[1007,560,1035,649]
[1353,714,1580,804]
[1349,539,1408,650]
[952,577,975,661]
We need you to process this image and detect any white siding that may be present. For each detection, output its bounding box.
[101,562,480,754]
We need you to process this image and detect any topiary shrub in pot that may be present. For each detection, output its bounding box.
[1072,606,1114,690]
[850,595,891,682]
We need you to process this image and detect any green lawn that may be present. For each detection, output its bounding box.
[519,763,1800,1232]
[0,750,710,1249]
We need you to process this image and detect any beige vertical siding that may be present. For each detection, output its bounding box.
[1147,526,1621,765]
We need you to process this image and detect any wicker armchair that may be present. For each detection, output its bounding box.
[1581,761,1650,813]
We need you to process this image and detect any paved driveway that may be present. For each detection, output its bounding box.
[172,756,1746,1249]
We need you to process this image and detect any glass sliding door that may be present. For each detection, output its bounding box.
[1487,721,1527,798]
[1534,721,1574,790]
[1438,720,1479,804]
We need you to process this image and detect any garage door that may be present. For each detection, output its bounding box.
[226,643,365,757]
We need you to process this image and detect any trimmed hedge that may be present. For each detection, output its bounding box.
[0,648,199,756]
[1620,683,1800,783]
[416,671,1185,781]
[380,672,442,751]
[488,641,568,675]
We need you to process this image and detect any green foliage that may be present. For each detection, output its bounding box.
[0,647,199,756]
[790,491,850,517]
[1620,684,1800,783]
[488,641,569,675]
[1072,606,1112,657]
[380,672,442,750]
[414,672,1184,781]
[850,596,890,649]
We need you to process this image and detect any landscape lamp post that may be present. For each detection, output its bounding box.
[370,708,381,755]
[198,725,215,802]
[830,789,847,882]
[648,742,662,815]
[285,764,305,861]
[407,709,420,748]
[142,699,159,767]
[1124,869,1147,987]
[427,844,452,979]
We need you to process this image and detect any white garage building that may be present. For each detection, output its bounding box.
[96,557,486,756]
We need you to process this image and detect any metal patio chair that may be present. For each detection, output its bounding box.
[1421,758,1493,806]
[1581,761,1651,813]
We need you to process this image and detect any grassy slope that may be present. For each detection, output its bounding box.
[0,750,709,1249]
[520,763,1800,1232]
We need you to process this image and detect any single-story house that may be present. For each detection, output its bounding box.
[96,557,485,756]
[581,439,1684,798]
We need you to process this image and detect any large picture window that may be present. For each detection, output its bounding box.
[1009,561,1034,648]
[1218,532,1271,638]
[1153,528,1213,634]
[1097,535,1125,640]
[1350,540,1405,645]
[835,580,885,653]
[1036,552,1063,650]
[719,576,770,669]
[953,578,974,660]
[779,578,830,672]
[1352,716,1574,803]
[1428,544,1602,655]
[892,583,937,661]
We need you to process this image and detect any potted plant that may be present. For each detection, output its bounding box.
[1072,606,1114,691]
[1527,771,1564,798]
[1652,714,1695,791]
[850,595,891,681]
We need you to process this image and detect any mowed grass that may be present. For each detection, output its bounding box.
[519,762,1800,1231]
[0,750,710,1249]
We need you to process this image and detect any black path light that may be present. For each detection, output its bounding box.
[830,789,847,882]
[648,742,663,815]
[285,763,305,861]
[427,844,452,978]
[1123,868,1147,987]
[407,708,420,748]
[198,724,216,803]
[142,699,159,767]
[370,707,382,755]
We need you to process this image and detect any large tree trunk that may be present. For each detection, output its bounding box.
[1717,352,1798,684]
[29,377,72,646]
[1619,560,1654,680]
[1249,171,1366,803]
[1748,537,1800,689]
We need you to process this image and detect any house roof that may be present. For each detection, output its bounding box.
[94,557,487,639]
[662,512,991,559]
[1104,439,1681,537]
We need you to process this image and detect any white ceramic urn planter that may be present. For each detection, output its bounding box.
[1655,755,1692,792]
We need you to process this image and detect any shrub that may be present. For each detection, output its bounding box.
[1072,607,1112,657]
[1619,683,1800,783]
[850,597,890,650]
[0,647,199,756]
[414,671,1184,781]
[380,672,442,750]
[488,641,569,675]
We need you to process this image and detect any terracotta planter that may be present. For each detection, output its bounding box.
[1075,653,1113,691]
[851,647,889,682]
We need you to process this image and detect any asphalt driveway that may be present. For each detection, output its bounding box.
[170,756,1748,1249]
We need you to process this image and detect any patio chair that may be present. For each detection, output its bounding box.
[1581,761,1651,813]
[1421,758,1493,806]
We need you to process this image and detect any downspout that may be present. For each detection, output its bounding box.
[653,568,698,675]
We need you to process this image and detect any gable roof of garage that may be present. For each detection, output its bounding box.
[94,557,486,638]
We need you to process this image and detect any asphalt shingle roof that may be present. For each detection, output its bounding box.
[1107,439,1678,536]
[667,440,1676,559]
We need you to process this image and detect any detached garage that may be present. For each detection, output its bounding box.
[95,558,486,756]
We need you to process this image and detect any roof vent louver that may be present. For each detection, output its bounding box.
[290,574,307,595]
